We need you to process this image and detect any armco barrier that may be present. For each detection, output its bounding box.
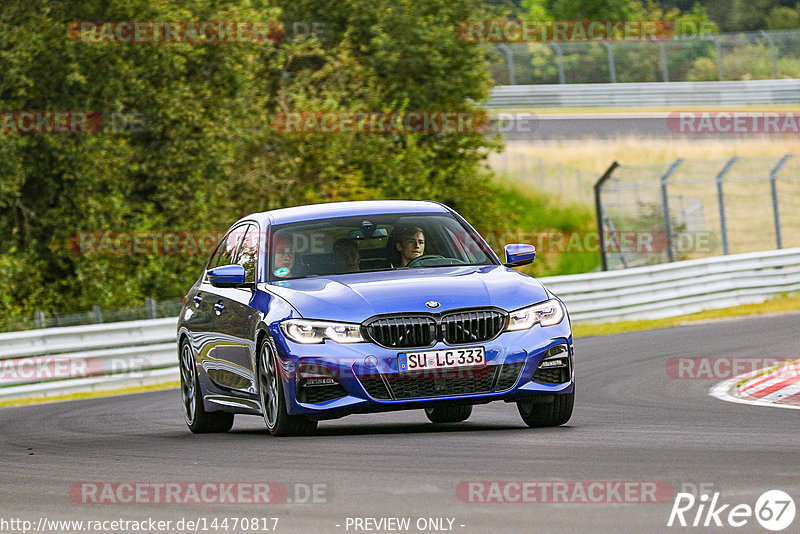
[0,318,179,403]
[486,79,800,108]
[543,247,800,322]
[0,317,177,359]
[1,248,798,402]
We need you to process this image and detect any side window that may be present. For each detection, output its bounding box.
[218,227,244,267]
[207,226,244,270]
[234,224,259,283]
[206,239,225,270]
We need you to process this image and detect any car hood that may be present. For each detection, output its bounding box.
[263,265,550,323]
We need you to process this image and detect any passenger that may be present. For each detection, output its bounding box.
[333,238,360,273]
[272,237,295,278]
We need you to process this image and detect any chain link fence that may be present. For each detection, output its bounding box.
[6,154,797,328]
[488,149,597,205]
[596,154,800,270]
[0,298,184,333]
[491,29,800,85]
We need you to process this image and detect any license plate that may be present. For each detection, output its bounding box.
[398,347,486,372]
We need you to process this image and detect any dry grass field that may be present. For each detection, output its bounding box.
[488,136,800,265]
[490,137,800,176]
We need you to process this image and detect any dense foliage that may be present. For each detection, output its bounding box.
[495,0,800,83]
[505,0,800,31]
[2,0,556,319]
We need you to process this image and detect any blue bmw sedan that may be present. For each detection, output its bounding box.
[178,200,574,435]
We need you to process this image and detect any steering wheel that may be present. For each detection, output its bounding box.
[405,254,445,267]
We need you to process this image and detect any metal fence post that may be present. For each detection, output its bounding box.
[92,305,103,324]
[595,161,620,271]
[548,42,566,84]
[145,298,157,319]
[761,30,778,79]
[712,35,725,81]
[658,41,669,82]
[769,154,793,249]
[660,159,684,263]
[716,157,738,255]
[34,310,46,329]
[497,44,516,85]
[600,41,617,83]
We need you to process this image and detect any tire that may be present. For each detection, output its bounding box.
[517,389,574,428]
[179,340,234,433]
[257,339,317,437]
[424,404,472,423]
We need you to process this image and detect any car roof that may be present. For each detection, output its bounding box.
[239,200,451,227]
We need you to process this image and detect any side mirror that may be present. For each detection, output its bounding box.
[504,244,536,267]
[208,264,246,287]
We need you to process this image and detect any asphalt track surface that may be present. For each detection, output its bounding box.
[498,114,787,140]
[2,313,799,534]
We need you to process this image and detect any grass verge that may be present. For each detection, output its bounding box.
[574,293,800,337]
[493,137,800,176]
[0,380,180,408]
[488,179,601,276]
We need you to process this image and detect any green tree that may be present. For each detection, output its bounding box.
[727,0,794,30]
[766,4,800,29]
[522,0,643,19]
[0,0,511,321]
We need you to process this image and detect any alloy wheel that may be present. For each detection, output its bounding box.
[180,343,197,425]
[259,344,279,429]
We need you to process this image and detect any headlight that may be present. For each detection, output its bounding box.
[505,299,564,330]
[281,319,365,344]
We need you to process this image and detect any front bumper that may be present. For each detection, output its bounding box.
[273,320,574,417]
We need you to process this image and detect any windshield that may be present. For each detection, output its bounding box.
[267,212,497,281]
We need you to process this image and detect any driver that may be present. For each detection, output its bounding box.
[394,225,425,267]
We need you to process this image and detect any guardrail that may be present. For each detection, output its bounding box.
[486,79,800,108]
[0,318,179,403]
[2,247,798,403]
[544,247,800,322]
